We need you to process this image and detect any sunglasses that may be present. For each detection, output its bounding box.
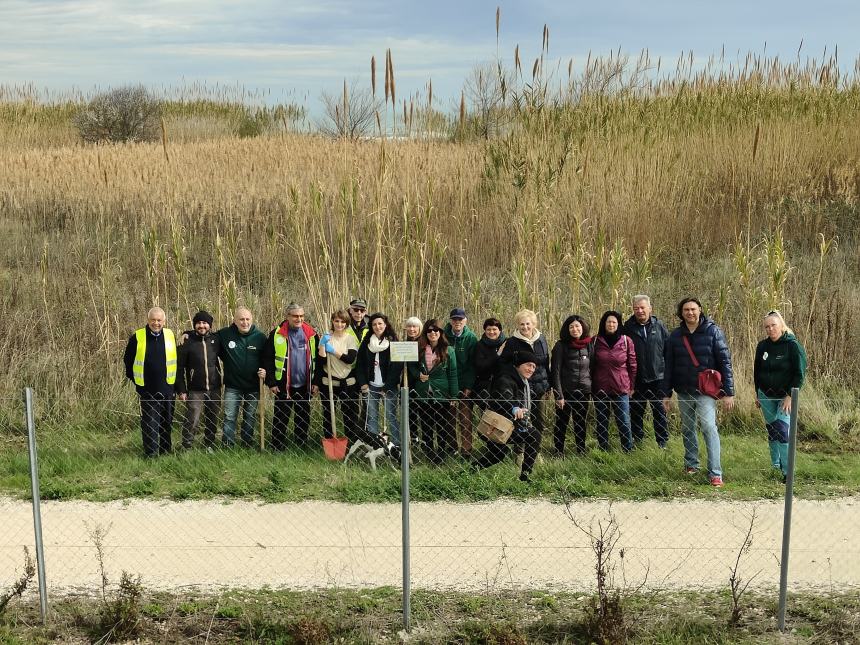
[426,328,441,333]
[351,308,366,313]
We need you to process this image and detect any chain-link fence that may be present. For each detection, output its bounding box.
[1,388,858,629]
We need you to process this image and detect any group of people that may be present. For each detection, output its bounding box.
[123,295,807,486]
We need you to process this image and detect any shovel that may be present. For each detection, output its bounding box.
[322,353,348,460]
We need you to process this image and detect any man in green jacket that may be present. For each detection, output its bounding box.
[445,308,478,457]
[217,307,267,448]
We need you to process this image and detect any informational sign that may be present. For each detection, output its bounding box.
[389,341,419,362]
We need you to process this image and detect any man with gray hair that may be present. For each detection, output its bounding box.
[123,307,177,457]
[623,295,670,448]
[263,303,319,450]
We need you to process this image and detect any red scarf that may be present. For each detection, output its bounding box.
[571,335,592,350]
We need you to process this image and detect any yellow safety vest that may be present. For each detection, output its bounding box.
[133,328,177,386]
[273,329,317,383]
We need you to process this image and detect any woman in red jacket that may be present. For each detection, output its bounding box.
[591,310,637,452]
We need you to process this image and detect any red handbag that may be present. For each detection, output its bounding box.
[681,336,724,399]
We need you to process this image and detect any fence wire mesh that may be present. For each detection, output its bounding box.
[1,390,858,605]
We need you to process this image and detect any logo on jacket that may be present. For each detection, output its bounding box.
[762,352,769,360]
[228,340,237,349]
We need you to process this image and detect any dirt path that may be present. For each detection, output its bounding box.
[1,496,857,592]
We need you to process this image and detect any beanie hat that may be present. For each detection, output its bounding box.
[513,350,538,367]
[193,310,214,326]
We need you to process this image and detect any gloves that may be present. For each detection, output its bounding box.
[320,334,336,354]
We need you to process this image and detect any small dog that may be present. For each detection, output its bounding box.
[343,430,402,471]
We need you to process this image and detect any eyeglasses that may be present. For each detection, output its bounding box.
[426,328,441,334]
[351,308,366,313]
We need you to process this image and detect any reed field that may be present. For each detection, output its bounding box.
[1,49,859,448]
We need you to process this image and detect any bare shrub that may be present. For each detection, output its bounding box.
[728,508,760,627]
[74,85,162,144]
[318,79,382,139]
[0,547,36,614]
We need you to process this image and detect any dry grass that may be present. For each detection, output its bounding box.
[0,54,859,436]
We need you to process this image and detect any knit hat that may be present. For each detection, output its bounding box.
[193,310,214,326]
[513,350,538,367]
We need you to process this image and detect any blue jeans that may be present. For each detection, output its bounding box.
[677,392,722,477]
[366,386,400,444]
[222,387,259,447]
[594,393,633,452]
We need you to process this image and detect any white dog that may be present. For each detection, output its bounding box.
[343,431,401,471]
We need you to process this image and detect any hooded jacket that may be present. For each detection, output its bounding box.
[176,329,222,394]
[663,314,735,396]
[592,334,637,395]
[754,332,807,396]
[622,315,669,386]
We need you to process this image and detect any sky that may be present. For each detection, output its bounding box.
[1,0,858,114]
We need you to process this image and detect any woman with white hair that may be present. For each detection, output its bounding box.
[500,309,551,443]
[754,310,807,480]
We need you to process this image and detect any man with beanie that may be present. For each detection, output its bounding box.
[176,310,222,450]
[123,307,177,458]
[474,350,542,483]
[445,307,478,457]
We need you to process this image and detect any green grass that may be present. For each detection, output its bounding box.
[1,419,858,502]
[0,587,857,644]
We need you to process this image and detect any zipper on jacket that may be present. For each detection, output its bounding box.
[203,336,210,392]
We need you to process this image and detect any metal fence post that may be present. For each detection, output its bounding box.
[777,387,800,632]
[24,387,48,624]
[400,385,411,633]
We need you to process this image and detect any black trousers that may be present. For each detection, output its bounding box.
[554,391,590,454]
[417,399,457,462]
[140,393,174,457]
[271,385,311,450]
[476,426,542,476]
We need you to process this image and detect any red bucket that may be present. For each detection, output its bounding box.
[322,436,349,461]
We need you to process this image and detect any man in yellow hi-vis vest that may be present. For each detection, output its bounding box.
[262,303,319,450]
[123,307,177,457]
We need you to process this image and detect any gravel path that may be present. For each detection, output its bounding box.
[1,496,857,592]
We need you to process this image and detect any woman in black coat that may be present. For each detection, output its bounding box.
[472,317,506,409]
[551,314,593,455]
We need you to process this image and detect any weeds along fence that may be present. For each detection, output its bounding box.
[1,387,858,630]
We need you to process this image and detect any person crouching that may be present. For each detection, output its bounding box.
[473,350,542,482]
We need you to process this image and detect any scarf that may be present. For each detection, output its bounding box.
[512,329,541,346]
[600,331,621,347]
[480,332,506,349]
[368,335,390,353]
[571,335,591,350]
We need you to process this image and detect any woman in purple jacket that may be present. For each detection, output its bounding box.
[591,310,637,452]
